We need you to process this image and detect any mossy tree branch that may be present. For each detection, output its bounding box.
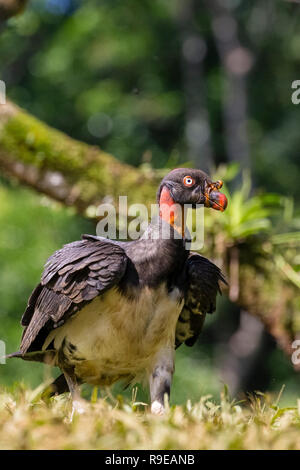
[0,101,160,216]
[238,262,299,369]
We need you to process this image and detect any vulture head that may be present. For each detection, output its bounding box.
[157,168,228,212]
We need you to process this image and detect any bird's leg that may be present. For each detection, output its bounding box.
[149,348,174,415]
[63,369,87,419]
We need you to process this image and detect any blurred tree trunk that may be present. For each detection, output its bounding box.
[0,0,27,22]
[0,100,298,370]
[204,1,262,390]
[218,310,274,396]
[206,0,252,176]
[176,0,213,173]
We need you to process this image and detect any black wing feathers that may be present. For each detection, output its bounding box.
[20,237,127,354]
[175,253,226,348]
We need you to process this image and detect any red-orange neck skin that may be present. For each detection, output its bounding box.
[159,186,186,237]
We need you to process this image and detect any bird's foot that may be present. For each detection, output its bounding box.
[69,399,89,422]
[151,400,165,416]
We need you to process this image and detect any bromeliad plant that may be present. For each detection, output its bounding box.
[201,164,300,357]
[204,165,281,300]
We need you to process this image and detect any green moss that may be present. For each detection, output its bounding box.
[1,112,84,175]
[0,107,158,207]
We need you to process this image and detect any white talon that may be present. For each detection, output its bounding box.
[69,399,88,421]
[151,400,165,415]
[73,400,87,414]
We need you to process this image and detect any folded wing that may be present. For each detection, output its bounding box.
[175,253,226,348]
[20,235,128,355]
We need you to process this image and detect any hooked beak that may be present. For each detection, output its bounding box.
[204,180,228,212]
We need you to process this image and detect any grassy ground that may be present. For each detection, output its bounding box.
[0,384,299,450]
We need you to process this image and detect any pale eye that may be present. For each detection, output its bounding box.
[183,176,195,187]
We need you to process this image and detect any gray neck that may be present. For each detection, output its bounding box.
[123,217,189,289]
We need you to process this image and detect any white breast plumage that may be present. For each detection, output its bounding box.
[43,284,184,386]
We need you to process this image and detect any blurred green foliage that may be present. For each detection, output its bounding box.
[0,0,299,197]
